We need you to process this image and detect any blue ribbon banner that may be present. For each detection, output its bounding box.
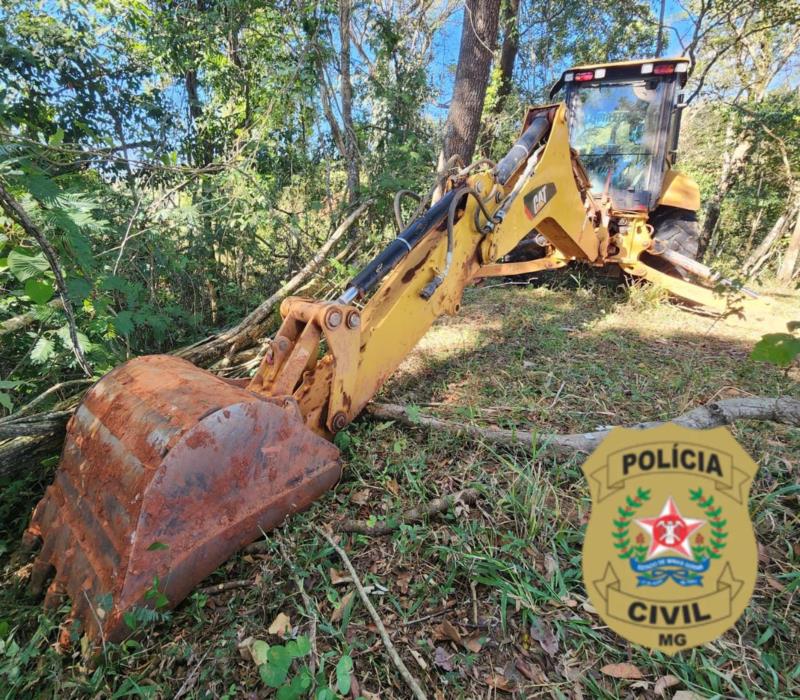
[629,556,710,587]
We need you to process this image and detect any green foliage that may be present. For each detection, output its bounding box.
[335,654,353,695]
[253,635,349,699]
[751,326,800,368]
[7,250,49,281]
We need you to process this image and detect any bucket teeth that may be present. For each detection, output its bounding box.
[25,355,341,642]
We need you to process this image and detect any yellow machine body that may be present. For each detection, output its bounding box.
[657,170,701,211]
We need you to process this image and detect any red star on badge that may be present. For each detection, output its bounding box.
[635,496,704,559]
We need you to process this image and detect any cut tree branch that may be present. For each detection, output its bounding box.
[336,488,480,535]
[176,200,371,366]
[317,528,428,700]
[0,298,64,337]
[0,180,93,377]
[366,397,800,454]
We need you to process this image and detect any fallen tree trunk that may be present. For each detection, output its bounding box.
[366,397,800,455]
[176,200,371,366]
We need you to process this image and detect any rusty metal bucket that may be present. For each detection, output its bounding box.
[23,355,340,642]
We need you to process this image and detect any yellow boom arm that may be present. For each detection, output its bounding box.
[248,104,596,436]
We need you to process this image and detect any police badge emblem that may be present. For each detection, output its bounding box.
[581,424,758,654]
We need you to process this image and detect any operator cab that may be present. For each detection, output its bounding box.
[550,57,690,212]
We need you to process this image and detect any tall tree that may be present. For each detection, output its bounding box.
[492,0,521,116]
[441,0,502,165]
[316,0,361,205]
[778,199,800,281]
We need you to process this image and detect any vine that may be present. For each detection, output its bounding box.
[689,488,727,559]
[613,487,651,561]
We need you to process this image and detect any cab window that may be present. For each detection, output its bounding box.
[566,80,670,209]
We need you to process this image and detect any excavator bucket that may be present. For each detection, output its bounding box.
[23,355,340,642]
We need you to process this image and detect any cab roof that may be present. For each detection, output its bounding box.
[550,56,690,98]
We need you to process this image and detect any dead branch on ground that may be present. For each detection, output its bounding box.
[336,488,480,535]
[317,528,428,700]
[366,396,800,454]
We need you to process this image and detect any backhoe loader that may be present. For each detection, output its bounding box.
[24,56,755,643]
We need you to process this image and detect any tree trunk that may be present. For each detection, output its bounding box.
[441,0,501,165]
[655,0,666,56]
[777,196,800,282]
[744,210,789,276]
[339,0,360,204]
[315,1,360,205]
[492,0,520,115]
[698,121,751,259]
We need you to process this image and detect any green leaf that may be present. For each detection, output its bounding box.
[285,640,302,658]
[316,689,336,700]
[276,669,313,700]
[113,310,135,336]
[25,173,60,203]
[67,277,93,303]
[24,278,54,305]
[123,611,138,630]
[268,645,292,672]
[30,337,55,364]
[251,640,270,666]
[146,541,168,551]
[48,128,65,146]
[7,249,50,281]
[406,405,421,423]
[751,333,800,368]
[56,325,92,353]
[276,685,300,700]
[293,635,312,656]
[336,655,353,695]
[0,392,12,411]
[259,661,289,688]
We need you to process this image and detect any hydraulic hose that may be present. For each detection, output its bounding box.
[420,186,495,300]
[338,118,550,305]
[393,189,422,232]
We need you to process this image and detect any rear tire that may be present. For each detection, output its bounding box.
[642,206,700,278]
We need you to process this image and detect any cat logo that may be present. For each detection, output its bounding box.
[581,424,758,654]
[523,182,556,220]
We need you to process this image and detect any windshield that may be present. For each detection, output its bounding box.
[567,80,671,209]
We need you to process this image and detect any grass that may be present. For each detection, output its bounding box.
[1,276,798,698]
